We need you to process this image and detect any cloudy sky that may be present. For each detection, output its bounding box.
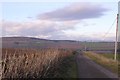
[1,0,119,41]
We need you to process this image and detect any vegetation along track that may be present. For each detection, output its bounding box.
[1,48,77,79]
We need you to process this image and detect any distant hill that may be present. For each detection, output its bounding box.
[2,37,115,51]
[2,37,82,49]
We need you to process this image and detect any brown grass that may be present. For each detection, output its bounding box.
[1,48,74,78]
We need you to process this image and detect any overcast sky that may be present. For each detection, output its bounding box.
[1,0,119,41]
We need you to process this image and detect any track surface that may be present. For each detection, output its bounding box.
[76,51,118,78]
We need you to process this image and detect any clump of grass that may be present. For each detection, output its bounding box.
[1,48,75,78]
[84,51,119,74]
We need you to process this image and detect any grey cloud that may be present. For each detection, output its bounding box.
[38,2,108,21]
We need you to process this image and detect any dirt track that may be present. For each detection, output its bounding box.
[76,51,118,79]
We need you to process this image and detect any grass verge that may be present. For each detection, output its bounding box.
[99,53,120,61]
[84,51,119,75]
[57,53,78,78]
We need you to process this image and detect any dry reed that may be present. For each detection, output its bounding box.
[1,48,73,78]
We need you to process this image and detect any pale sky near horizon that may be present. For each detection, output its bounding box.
[1,0,120,41]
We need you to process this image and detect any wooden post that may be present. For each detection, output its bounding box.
[114,14,119,60]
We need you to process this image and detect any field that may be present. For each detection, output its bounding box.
[2,37,115,51]
[80,42,115,51]
[1,48,77,78]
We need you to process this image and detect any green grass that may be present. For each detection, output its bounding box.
[66,55,78,78]
[84,51,119,74]
[58,54,78,78]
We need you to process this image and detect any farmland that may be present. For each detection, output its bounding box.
[1,37,119,78]
[2,37,115,51]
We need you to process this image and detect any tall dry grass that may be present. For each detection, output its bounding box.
[1,48,74,78]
